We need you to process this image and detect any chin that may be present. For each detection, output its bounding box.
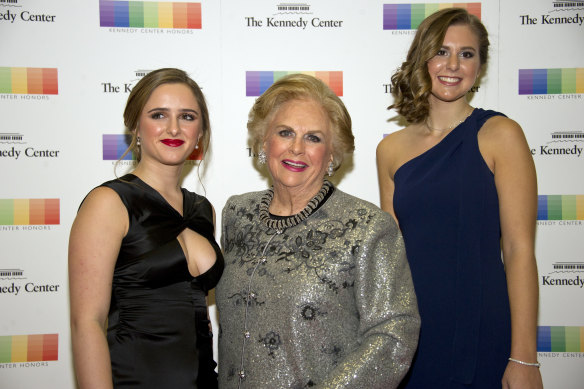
[433,93,468,103]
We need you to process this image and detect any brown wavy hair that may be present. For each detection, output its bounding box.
[248,73,354,171]
[120,68,210,162]
[389,8,489,124]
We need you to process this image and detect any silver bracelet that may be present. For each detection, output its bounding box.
[508,357,541,368]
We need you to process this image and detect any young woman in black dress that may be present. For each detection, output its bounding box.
[69,68,223,389]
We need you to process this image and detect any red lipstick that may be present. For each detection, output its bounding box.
[161,139,184,147]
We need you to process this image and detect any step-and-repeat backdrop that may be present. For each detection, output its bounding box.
[1,1,582,387]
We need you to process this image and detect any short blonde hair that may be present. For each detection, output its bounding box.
[248,73,354,170]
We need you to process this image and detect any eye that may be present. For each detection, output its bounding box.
[278,129,294,138]
[306,134,321,143]
[180,113,196,121]
[150,112,165,119]
[435,49,448,57]
[460,51,475,59]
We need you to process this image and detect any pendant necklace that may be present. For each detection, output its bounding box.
[425,107,473,133]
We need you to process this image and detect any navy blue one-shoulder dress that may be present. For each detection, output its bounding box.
[394,109,511,388]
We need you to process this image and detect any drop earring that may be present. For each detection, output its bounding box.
[327,161,334,177]
[258,150,267,164]
[136,136,141,146]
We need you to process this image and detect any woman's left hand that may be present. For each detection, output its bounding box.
[502,361,543,389]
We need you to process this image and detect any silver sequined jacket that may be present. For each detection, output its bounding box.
[216,187,420,389]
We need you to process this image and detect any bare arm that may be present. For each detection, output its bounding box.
[376,136,398,220]
[480,117,543,389]
[69,187,128,389]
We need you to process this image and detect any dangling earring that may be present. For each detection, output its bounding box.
[195,136,201,149]
[258,150,267,164]
[136,136,141,146]
[327,161,334,177]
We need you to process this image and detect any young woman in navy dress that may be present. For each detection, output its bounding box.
[377,9,542,389]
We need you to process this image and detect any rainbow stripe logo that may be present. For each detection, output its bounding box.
[0,334,58,363]
[0,199,60,225]
[103,134,203,161]
[538,326,584,352]
[0,67,58,95]
[519,68,584,95]
[246,71,343,97]
[99,0,202,29]
[538,195,584,220]
[383,3,481,30]
[103,134,135,161]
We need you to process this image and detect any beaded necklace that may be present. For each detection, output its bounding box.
[258,180,333,230]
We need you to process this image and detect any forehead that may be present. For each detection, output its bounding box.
[271,99,329,124]
[144,83,198,107]
[442,24,479,47]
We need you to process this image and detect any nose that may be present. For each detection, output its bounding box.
[167,116,180,136]
[447,54,460,71]
[290,136,304,155]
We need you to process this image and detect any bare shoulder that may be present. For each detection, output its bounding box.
[479,115,527,148]
[377,126,415,165]
[377,126,411,152]
[74,186,128,235]
[79,186,124,215]
[377,125,418,177]
[478,115,533,173]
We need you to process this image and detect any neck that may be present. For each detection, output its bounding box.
[425,97,472,135]
[132,159,183,196]
[270,180,325,216]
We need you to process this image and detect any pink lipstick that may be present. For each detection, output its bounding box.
[281,159,308,172]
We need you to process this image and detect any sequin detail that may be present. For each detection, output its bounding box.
[216,187,421,388]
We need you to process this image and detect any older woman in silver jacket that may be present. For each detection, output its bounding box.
[216,74,420,389]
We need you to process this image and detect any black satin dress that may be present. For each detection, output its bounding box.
[100,174,224,388]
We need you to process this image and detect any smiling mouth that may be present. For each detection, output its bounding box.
[161,139,184,147]
[438,76,461,84]
[282,160,308,169]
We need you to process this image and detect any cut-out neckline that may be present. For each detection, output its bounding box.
[126,174,217,279]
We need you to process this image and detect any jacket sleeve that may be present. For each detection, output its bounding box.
[220,196,233,251]
[318,210,420,389]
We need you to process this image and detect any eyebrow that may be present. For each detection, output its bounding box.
[146,107,199,114]
[441,45,477,51]
[274,125,325,133]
